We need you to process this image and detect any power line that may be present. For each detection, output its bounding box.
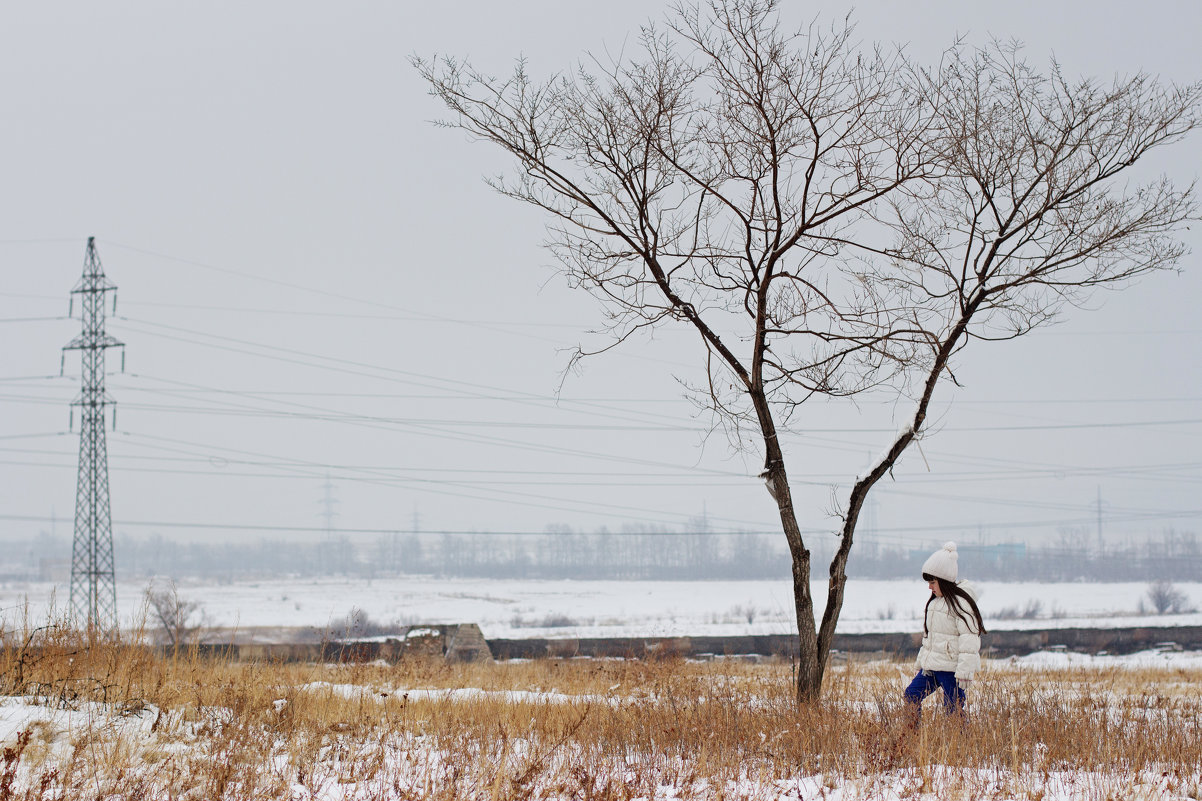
[113,321,1194,432]
[0,513,775,536]
[0,316,69,324]
[6,389,1202,434]
[110,318,693,429]
[13,372,1200,408]
[101,240,694,368]
[0,432,69,441]
[11,300,1200,440]
[939,396,1202,405]
[7,241,1199,542]
[0,393,704,431]
[0,238,84,246]
[871,485,1202,517]
[106,373,745,478]
[0,444,743,478]
[3,443,1191,481]
[0,459,760,487]
[118,299,584,329]
[103,387,689,403]
[110,430,765,531]
[6,448,1201,492]
[1,509,1197,538]
[7,397,1202,493]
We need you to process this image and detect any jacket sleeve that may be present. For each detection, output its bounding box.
[954,616,981,680]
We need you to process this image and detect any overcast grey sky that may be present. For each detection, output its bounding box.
[1,1,1199,557]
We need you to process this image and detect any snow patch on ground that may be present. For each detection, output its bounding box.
[1,689,1199,800]
[4,577,1200,640]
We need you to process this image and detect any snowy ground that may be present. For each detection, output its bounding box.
[2,576,1200,640]
[2,577,1201,799]
[1,654,1200,800]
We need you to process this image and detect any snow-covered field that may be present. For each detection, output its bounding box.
[3,576,1200,640]
[1,657,1200,800]
[3,577,1202,799]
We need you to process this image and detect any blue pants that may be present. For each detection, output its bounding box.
[903,670,965,715]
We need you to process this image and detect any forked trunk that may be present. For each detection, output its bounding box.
[760,446,825,702]
[791,549,824,703]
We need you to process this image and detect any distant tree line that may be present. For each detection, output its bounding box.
[848,528,1202,583]
[116,526,794,581]
[8,526,1198,583]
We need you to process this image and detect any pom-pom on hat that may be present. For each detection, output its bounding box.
[922,541,959,582]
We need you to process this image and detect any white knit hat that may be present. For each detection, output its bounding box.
[922,541,959,582]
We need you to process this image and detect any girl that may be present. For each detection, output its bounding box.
[903,541,986,716]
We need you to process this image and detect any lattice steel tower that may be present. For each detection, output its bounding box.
[63,237,124,631]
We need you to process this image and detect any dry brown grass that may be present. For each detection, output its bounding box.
[1,623,1200,799]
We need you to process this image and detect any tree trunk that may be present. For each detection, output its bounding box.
[772,459,823,703]
[815,307,982,683]
[790,541,823,702]
[751,387,825,702]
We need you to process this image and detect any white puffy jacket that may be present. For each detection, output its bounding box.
[915,581,982,680]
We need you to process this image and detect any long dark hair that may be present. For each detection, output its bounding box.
[923,574,986,635]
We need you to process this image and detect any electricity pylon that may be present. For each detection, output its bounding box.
[62,237,124,631]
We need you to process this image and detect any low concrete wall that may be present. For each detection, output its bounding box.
[983,625,1202,656]
[15,624,1194,666]
[145,623,493,664]
[487,626,1202,661]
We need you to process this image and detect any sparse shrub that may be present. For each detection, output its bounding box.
[510,614,579,628]
[1141,579,1197,615]
[729,603,757,624]
[327,607,390,639]
[143,579,207,648]
[995,599,1044,621]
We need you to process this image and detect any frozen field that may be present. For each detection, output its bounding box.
[1,651,1200,799]
[2,579,1202,799]
[3,576,1200,640]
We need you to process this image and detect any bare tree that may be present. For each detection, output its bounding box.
[418,0,932,703]
[144,579,206,649]
[417,1,1200,701]
[825,43,1200,652]
[1143,579,1196,615]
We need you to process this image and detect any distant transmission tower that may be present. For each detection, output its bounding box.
[62,237,124,631]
